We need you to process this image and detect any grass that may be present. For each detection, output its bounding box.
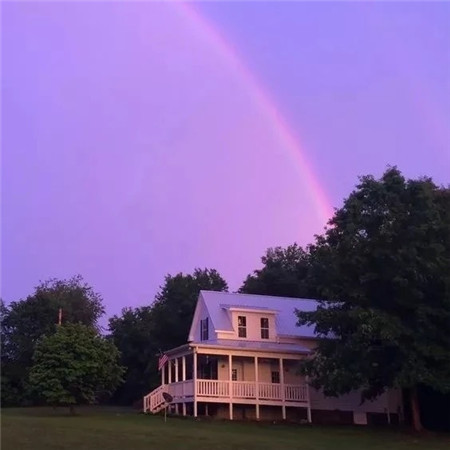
[1,407,449,450]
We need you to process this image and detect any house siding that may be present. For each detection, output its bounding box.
[190,296,216,342]
[229,311,277,342]
[309,387,402,414]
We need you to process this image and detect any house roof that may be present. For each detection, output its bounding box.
[200,291,319,338]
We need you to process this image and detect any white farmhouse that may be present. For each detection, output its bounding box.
[143,291,403,424]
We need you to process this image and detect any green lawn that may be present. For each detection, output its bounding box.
[1,407,448,450]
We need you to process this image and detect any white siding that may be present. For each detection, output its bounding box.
[190,297,216,342]
[229,311,277,342]
[309,387,402,414]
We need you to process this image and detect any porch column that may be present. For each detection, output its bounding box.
[161,364,166,385]
[182,403,187,416]
[279,358,286,420]
[254,356,260,420]
[168,359,172,384]
[175,358,179,383]
[306,378,312,423]
[182,356,186,381]
[228,354,233,420]
[193,350,198,417]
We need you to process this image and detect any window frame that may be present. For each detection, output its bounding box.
[237,315,247,338]
[260,317,269,339]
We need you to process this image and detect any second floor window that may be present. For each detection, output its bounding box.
[238,316,247,338]
[200,318,209,341]
[260,317,269,339]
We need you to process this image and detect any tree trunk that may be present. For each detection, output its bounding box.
[410,386,423,432]
[69,405,75,416]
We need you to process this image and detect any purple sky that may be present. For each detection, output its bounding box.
[2,2,449,318]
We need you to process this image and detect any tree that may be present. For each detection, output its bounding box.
[108,306,156,405]
[297,168,450,431]
[150,268,228,351]
[109,268,228,404]
[29,323,124,412]
[239,244,316,298]
[1,275,105,405]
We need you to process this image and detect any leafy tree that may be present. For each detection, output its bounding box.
[108,306,156,405]
[29,323,124,413]
[1,276,105,405]
[297,168,450,431]
[239,244,316,298]
[109,268,228,404]
[151,268,228,350]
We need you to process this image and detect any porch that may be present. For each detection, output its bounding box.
[143,344,312,421]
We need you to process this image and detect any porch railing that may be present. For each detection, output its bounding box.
[196,380,308,402]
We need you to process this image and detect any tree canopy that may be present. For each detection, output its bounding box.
[297,168,450,431]
[29,323,123,412]
[1,275,105,405]
[109,268,228,404]
[239,244,316,298]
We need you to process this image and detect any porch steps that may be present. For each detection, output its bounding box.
[143,384,166,414]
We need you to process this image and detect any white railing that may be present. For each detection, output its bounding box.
[258,382,281,400]
[196,380,229,397]
[285,384,307,402]
[233,381,256,399]
[143,384,166,413]
[168,380,194,399]
[195,380,308,402]
[145,380,308,411]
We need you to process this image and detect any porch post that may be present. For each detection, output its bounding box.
[279,358,286,420]
[175,358,179,383]
[306,384,312,423]
[254,356,260,420]
[182,403,187,416]
[161,364,166,385]
[168,359,172,384]
[228,354,233,420]
[193,350,198,417]
[182,356,186,381]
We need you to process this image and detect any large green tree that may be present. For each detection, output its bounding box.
[109,268,228,404]
[108,306,155,405]
[1,275,105,405]
[239,244,316,298]
[297,168,450,431]
[29,323,123,412]
[150,268,228,350]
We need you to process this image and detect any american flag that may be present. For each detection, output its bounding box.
[158,353,168,371]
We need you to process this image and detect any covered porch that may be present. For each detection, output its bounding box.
[144,343,311,421]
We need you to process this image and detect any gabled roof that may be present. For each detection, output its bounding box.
[198,290,319,338]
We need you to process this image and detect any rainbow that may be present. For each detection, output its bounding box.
[175,3,334,226]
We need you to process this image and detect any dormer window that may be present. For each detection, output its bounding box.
[260,317,269,339]
[238,316,247,338]
[200,318,209,341]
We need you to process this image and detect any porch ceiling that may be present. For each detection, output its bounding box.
[193,339,310,355]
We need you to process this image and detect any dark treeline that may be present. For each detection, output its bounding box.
[1,168,449,431]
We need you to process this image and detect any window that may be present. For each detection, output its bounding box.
[238,316,247,338]
[200,318,209,341]
[271,371,280,384]
[260,317,269,339]
[231,369,238,381]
